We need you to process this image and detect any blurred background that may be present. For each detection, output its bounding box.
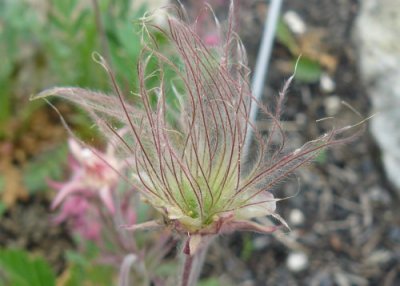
[0,0,399,285]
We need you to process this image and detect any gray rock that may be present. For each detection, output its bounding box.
[354,0,400,193]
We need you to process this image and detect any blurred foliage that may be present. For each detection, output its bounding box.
[0,0,227,284]
[61,248,115,286]
[59,263,114,286]
[0,0,178,194]
[293,57,322,83]
[22,143,68,193]
[0,1,179,283]
[0,0,174,136]
[276,19,299,55]
[43,0,147,90]
[0,248,56,286]
[276,18,322,83]
[240,233,254,261]
[0,201,5,218]
[0,248,116,286]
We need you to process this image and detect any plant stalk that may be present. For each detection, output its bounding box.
[181,254,194,286]
[180,236,214,286]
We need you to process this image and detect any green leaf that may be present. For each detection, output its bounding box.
[294,58,322,83]
[63,250,114,286]
[65,264,114,286]
[276,19,299,54]
[0,248,56,286]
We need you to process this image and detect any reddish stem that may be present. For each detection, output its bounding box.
[181,254,194,286]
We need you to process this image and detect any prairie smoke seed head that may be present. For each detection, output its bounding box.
[33,5,357,237]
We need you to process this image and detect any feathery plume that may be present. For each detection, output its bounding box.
[32,4,357,254]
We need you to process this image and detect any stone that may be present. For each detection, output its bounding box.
[354,0,400,193]
[287,251,309,272]
[320,73,336,93]
[324,95,341,116]
[283,10,307,35]
[289,208,305,226]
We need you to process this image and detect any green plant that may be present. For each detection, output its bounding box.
[33,4,356,285]
[0,0,170,137]
[0,0,175,203]
[0,0,44,134]
[276,19,322,83]
[0,249,56,286]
